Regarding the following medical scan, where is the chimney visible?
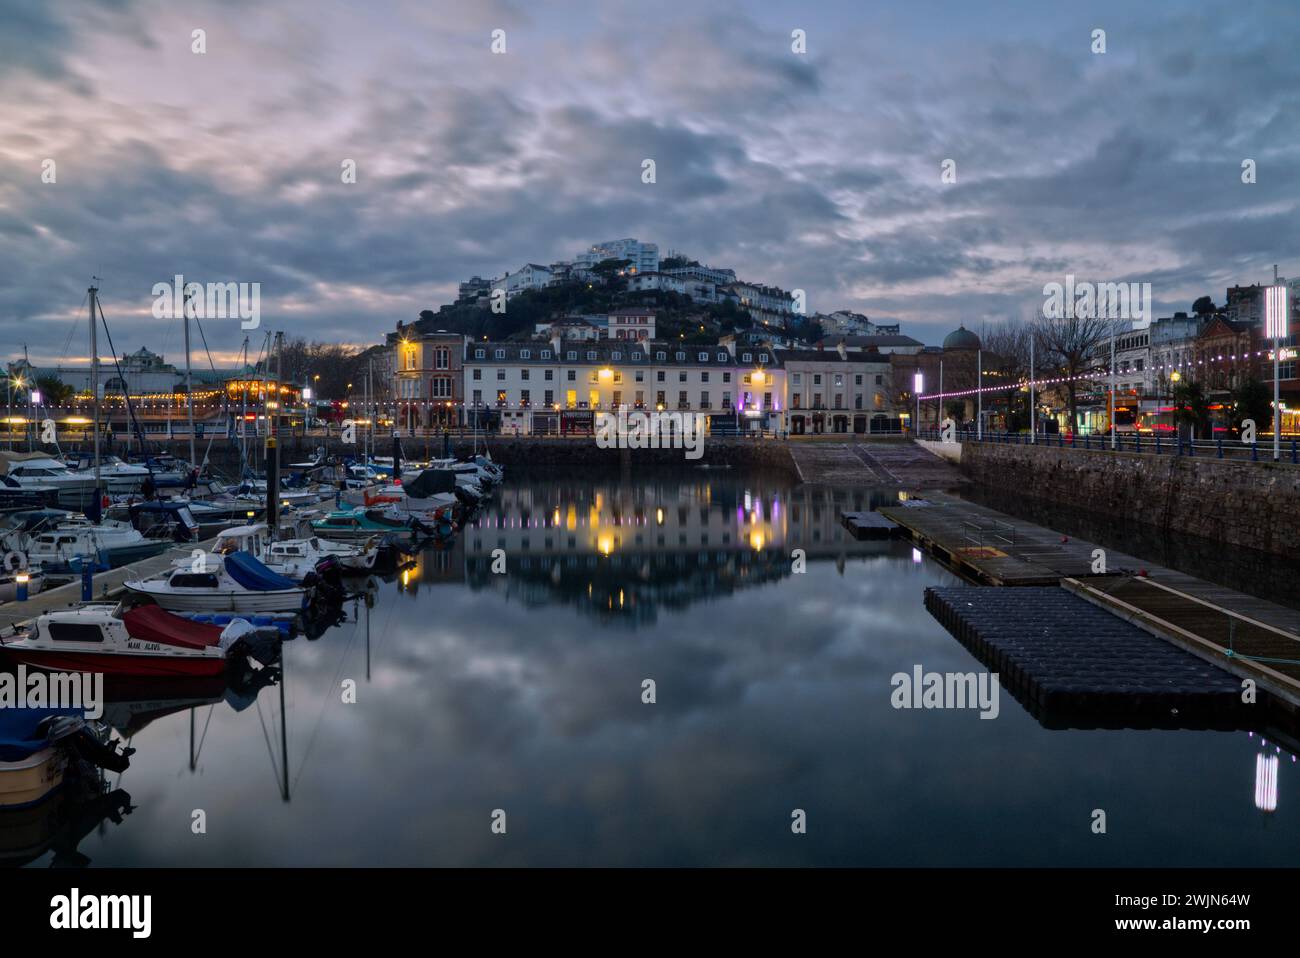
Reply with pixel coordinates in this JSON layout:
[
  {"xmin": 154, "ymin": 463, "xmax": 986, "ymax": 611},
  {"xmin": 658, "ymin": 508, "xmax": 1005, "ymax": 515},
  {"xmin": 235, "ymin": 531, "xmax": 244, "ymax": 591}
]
[
  {"xmin": 551, "ymin": 334, "xmax": 562, "ymax": 354},
  {"xmin": 836, "ymin": 341, "xmax": 847, "ymax": 361}
]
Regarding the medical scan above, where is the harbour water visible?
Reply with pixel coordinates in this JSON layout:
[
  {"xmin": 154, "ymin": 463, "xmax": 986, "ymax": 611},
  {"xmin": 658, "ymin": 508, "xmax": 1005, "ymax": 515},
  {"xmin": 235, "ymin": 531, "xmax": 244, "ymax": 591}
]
[{"xmin": 6, "ymin": 476, "xmax": 1297, "ymax": 867}]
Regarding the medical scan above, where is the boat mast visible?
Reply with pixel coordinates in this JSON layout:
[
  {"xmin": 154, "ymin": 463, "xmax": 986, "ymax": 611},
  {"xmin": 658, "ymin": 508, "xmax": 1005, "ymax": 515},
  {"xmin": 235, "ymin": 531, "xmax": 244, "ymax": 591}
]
[
  {"xmin": 240, "ymin": 336, "xmax": 249, "ymax": 473},
  {"xmin": 89, "ymin": 279, "xmax": 101, "ymax": 489},
  {"xmin": 183, "ymin": 289, "xmax": 196, "ymax": 468}
]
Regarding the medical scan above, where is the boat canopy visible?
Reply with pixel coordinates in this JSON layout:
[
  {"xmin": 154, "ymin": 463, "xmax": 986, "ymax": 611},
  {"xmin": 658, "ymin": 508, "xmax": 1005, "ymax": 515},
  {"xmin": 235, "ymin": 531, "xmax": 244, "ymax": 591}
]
[
  {"xmin": 223, "ymin": 551, "xmax": 299, "ymax": 592},
  {"xmin": 122, "ymin": 605, "xmax": 223, "ymax": 650},
  {"xmin": 0, "ymin": 707, "xmax": 82, "ymax": 763},
  {"xmin": 404, "ymin": 469, "xmax": 457, "ymax": 498},
  {"xmin": 127, "ymin": 501, "xmax": 200, "ymax": 540}
]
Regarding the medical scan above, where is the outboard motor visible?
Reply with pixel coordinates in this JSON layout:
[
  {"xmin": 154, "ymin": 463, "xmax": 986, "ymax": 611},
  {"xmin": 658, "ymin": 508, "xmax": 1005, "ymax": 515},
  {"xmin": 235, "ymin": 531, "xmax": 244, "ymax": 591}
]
[{"xmin": 303, "ymin": 555, "xmax": 347, "ymax": 603}]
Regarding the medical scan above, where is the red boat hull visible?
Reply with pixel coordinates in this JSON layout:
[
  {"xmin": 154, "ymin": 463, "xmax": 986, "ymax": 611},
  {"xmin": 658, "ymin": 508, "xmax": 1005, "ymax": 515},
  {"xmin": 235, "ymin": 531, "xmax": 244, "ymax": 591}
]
[{"xmin": 1, "ymin": 649, "xmax": 227, "ymax": 677}]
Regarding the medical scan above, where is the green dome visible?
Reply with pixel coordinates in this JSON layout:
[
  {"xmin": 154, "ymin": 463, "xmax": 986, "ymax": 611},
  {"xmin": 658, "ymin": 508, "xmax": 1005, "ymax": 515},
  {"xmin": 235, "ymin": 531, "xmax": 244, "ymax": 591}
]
[{"xmin": 943, "ymin": 325, "xmax": 981, "ymax": 350}]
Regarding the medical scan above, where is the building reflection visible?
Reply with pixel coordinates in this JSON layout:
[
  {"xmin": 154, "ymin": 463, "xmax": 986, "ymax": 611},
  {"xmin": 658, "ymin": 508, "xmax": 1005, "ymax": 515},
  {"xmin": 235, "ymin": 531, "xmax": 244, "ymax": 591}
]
[{"xmin": 383, "ymin": 480, "xmax": 903, "ymax": 623}]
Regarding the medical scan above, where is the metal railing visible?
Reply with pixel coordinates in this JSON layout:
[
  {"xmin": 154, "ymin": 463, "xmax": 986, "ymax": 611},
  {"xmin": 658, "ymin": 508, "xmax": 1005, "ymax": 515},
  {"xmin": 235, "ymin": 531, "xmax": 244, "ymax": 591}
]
[{"xmin": 915, "ymin": 426, "xmax": 1300, "ymax": 463}]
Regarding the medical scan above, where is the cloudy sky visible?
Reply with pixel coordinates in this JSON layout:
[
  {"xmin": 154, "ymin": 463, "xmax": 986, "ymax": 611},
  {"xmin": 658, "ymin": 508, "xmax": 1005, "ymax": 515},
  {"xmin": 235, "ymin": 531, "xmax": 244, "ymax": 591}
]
[{"xmin": 1, "ymin": 0, "xmax": 1297, "ymax": 365}]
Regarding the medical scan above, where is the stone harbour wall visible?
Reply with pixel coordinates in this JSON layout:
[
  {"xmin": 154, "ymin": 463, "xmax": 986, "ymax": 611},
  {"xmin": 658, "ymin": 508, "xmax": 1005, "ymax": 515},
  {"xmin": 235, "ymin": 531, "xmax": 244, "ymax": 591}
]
[{"xmin": 959, "ymin": 442, "xmax": 1300, "ymax": 556}]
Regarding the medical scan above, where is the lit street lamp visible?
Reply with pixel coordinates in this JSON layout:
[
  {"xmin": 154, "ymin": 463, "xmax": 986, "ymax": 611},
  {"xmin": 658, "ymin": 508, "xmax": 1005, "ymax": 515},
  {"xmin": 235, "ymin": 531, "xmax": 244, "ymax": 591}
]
[
  {"xmin": 913, "ymin": 372, "xmax": 923, "ymax": 435},
  {"xmin": 1266, "ymin": 284, "xmax": 1288, "ymax": 461}
]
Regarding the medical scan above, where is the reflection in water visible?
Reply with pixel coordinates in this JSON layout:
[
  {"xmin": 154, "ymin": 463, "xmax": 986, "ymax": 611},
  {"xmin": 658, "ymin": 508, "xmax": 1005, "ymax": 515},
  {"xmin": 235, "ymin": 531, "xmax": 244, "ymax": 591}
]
[{"xmin": 4, "ymin": 477, "xmax": 1297, "ymax": 866}]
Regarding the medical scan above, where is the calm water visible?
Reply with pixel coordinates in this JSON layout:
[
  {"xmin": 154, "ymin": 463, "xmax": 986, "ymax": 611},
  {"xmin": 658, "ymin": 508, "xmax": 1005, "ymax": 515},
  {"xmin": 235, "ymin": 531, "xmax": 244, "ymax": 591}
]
[{"xmin": 7, "ymin": 476, "xmax": 1297, "ymax": 867}]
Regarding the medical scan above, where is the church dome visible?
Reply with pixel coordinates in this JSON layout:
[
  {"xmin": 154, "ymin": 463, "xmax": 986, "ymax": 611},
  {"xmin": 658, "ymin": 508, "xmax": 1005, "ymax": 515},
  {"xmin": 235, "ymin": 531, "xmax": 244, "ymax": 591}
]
[{"xmin": 942, "ymin": 325, "xmax": 981, "ymax": 350}]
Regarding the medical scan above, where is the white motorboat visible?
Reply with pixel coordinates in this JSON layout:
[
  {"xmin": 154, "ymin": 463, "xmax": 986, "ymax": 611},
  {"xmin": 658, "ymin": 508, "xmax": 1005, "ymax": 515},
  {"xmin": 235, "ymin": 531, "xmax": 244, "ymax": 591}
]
[
  {"xmin": 124, "ymin": 550, "xmax": 309, "ymax": 612},
  {"xmin": 21, "ymin": 519, "xmax": 171, "ymax": 572},
  {"xmin": 0, "ymin": 452, "xmax": 99, "ymax": 508},
  {"xmin": 64, "ymin": 455, "xmax": 152, "ymax": 494},
  {"xmin": 205, "ymin": 523, "xmax": 379, "ymax": 579},
  {"xmin": 0, "ymin": 601, "xmax": 281, "ymax": 677}
]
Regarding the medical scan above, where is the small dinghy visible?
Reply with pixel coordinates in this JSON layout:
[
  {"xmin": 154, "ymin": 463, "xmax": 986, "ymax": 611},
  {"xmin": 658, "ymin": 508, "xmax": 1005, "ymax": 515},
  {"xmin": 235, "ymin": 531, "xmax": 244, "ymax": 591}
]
[
  {"xmin": 123, "ymin": 550, "xmax": 309, "ymax": 612},
  {"xmin": 0, "ymin": 602, "xmax": 282, "ymax": 677}
]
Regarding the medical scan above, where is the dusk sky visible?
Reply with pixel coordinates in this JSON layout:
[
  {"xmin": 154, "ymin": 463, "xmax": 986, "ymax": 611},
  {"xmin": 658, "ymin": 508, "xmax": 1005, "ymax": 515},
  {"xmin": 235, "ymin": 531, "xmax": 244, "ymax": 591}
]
[{"xmin": 2, "ymin": 0, "xmax": 1298, "ymax": 365}]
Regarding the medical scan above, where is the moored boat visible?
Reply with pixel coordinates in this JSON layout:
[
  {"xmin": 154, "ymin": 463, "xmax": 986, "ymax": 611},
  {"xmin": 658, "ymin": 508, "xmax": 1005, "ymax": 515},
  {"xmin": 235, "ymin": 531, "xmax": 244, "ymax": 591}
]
[
  {"xmin": 312, "ymin": 507, "xmax": 423, "ymax": 543},
  {"xmin": 123, "ymin": 550, "xmax": 309, "ymax": 612},
  {"xmin": 0, "ymin": 601, "xmax": 282, "ymax": 676}
]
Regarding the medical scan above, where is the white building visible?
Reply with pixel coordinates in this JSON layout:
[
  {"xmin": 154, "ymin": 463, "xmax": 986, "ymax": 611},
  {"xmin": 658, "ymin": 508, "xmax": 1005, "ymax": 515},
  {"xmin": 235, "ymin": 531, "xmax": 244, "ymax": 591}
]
[
  {"xmin": 777, "ymin": 345, "xmax": 895, "ymax": 435},
  {"xmin": 1112, "ymin": 325, "xmax": 1153, "ymax": 398},
  {"xmin": 492, "ymin": 263, "xmax": 555, "ymax": 299},
  {"xmin": 461, "ymin": 337, "xmax": 897, "ymax": 436},
  {"xmin": 663, "ymin": 264, "xmax": 737, "ymax": 286},
  {"xmin": 574, "ymin": 238, "xmax": 660, "ymax": 274},
  {"xmin": 463, "ymin": 339, "xmax": 784, "ymax": 435}
]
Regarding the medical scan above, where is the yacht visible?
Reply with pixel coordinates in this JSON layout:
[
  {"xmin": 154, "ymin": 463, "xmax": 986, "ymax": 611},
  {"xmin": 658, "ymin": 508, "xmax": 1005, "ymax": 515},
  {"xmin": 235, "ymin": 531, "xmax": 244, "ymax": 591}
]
[
  {"xmin": 0, "ymin": 474, "xmax": 59, "ymax": 510},
  {"xmin": 63, "ymin": 455, "xmax": 152, "ymax": 494},
  {"xmin": 0, "ymin": 453, "xmax": 99, "ymax": 509}
]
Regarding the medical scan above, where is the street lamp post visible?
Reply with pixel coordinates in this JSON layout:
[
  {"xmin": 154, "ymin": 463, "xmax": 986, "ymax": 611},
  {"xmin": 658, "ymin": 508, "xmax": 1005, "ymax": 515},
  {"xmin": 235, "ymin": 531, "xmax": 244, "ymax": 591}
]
[
  {"xmin": 1266, "ymin": 284, "xmax": 1288, "ymax": 461},
  {"xmin": 913, "ymin": 372, "xmax": 923, "ymax": 436},
  {"xmin": 29, "ymin": 389, "xmax": 39, "ymax": 452}
]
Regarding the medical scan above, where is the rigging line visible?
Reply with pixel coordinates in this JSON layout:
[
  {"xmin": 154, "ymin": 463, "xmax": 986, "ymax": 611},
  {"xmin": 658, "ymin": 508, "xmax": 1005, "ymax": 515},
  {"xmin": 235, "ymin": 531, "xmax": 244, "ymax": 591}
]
[
  {"xmin": 96, "ymin": 296, "xmax": 152, "ymax": 460},
  {"xmin": 291, "ymin": 614, "xmax": 364, "ymax": 793},
  {"xmin": 255, "ymin": 694, "xmax": 283, "ymax": 790},
  {"xmin": 192, "ymin": 703, "xmax": 216, "ymax": 765},
  {"xmin": 192, "ymin": 315, "xmax": 224, "ymax": 468},
  {"xmin": 59, "ymin": 290, "xmax": 88, "ymax": 361}
]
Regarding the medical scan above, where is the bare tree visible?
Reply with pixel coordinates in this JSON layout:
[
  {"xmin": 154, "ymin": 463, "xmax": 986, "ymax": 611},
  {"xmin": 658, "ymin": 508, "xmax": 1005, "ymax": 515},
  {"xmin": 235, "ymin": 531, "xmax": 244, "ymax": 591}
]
[
  {"xmin": 981, "ymin": 318, "xmax": 1034, "ymax": 429},
  {"xmin": 1031, "ymin": 312, "xmax": 1122, "ymax": 433}
]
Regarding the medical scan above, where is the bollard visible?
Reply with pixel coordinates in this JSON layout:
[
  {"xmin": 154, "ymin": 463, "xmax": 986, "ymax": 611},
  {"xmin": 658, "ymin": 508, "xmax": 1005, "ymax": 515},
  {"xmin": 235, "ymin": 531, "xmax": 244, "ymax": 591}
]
[
  {"xmin": 1252, "ymin": 442, "xmax": 1258, "ymax": 462},
  {"xmin": 1155, "ymin": 433, "xmax": 1161, "ymax": 455},
  {"xmin": 81, "ymin": 563, "xmax": 93, "ymax": 601},
  {"xmin": 1176, "ymin": 436, "xmax": 1182, "ymax": 456},
  {"xmin": 1293, "ymin": 438, "xmax": 1298, "ymax": 465},
  {"xmin": 16, "ymin": 571, "xmax": 29, "ymax": 602},
  {"xmin": 1217, "ymin": 438, "xmax": 1223, "ymax": 459},
  {"xmin": 1134, "ymin": 434, "xmax": 1140, "ymax": 453}
]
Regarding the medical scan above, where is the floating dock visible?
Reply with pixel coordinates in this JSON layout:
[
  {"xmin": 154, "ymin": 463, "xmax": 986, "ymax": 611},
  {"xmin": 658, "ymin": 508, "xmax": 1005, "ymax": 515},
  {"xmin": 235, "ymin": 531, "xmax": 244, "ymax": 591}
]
[
  {"xmin": 881, "ymin": 491, "xmax": 1154, "ymax": 586},
  {"xmin": 925, "ymin": 586, "xmax": 1248, "ymax": 727},
  {"xmin": 1066, "ymin": 576, "xmax": 1300, "ymax": 713},
  {"xmin": 839, "ymin": 510, "xmax": 900, "ymax": 540}
]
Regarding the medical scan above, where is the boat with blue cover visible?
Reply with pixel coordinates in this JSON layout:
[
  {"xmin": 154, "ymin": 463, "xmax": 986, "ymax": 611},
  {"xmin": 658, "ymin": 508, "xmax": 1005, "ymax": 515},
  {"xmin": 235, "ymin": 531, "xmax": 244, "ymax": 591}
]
[
  {"xmin": 122, "ymin": 550, "xmax": 309, "ymax": 612},
  {"xmin": 0, "ymin": 708, "xmax": 132, "ymax": 809}
]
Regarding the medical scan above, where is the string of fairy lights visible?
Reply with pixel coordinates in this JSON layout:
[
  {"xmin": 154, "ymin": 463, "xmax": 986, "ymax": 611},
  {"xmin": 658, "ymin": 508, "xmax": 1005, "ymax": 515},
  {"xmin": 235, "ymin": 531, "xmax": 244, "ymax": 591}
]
[{"xmin": 918, "ymin": 344, "xmax": 1296, "ymax": 401}]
